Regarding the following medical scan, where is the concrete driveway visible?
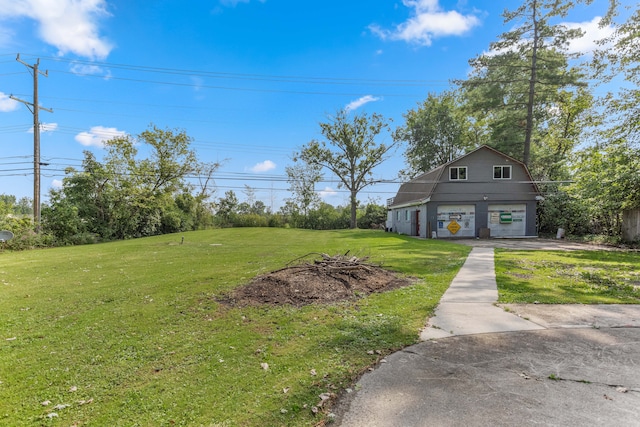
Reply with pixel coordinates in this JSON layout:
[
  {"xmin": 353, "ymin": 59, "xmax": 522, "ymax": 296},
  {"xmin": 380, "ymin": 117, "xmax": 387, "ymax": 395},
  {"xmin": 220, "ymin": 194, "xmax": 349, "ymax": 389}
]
[
  {"xmin": 333, "ymin": 239, "xmax": 640, "ymax": 426},
  {"xmin": 334, "ymin": 328, "xmax": 640, "ymax": 426},
  {"xmin": 453, "ymin": 237, "xmax": 618, "ymax": 251}
]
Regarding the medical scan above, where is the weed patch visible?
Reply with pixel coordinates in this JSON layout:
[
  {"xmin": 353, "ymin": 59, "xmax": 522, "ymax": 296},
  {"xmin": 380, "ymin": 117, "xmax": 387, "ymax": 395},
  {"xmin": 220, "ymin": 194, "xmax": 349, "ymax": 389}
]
[{"xmin": 495, "ymin": 249, "xmax": 640, "ymax": 304}]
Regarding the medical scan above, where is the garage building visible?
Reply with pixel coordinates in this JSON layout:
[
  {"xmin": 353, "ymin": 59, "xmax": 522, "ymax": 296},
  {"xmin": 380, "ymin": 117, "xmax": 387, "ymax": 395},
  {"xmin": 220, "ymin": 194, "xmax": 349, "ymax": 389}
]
[{"xmin": 387, "ymin": 145, "xmax": 541, "ymax": 239}]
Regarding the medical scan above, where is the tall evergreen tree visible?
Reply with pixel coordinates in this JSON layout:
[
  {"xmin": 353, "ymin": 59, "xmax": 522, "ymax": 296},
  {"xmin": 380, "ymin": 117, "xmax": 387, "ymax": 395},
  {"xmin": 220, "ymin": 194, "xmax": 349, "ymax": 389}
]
[{"xmin": 458, "ymin": 0, "xmax": 592, "ymax": 166}]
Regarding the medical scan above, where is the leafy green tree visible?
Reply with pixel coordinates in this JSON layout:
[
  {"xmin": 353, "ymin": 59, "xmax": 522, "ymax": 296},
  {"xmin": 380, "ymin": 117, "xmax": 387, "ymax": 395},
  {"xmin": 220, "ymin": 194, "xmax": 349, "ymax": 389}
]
[
  {"xmin": 458, "ymin": 0, "xmax": 592, "ymax": 166},
  {"xmin": 306, "ymin": 202, "xmax": 350, "ymax": 230},
  {"xmin": 395, "ymin": 91, "xmax": 475, "ymax": 178},
  {"xmin": 0, "ymin": 195, "xmax": 15, "ymax": 216},
  {"xmin": 529, "ymin": 88, "xmax": 596, "ymax": 182},
  {"xmin": 285, "ymin": 160, "xmax": 322, "ymax": 217},
  {"xmin": 536, "ymin": 187, "xmax": 590, "ymax": 236},
  {"xmin": 215, "ymin": 190, "xmax": 239, "ymax": 227},
  {"xmin": 43, "ymin": 126, "xmax": 203, "ymax": 241},
  {"xmin": 594, "ymin": 5, "xmax": 640, "ymax": 146},
  {"xmin": 297, "ymin": 109, "xmax": 395, "ymax": 229},
  {"xmin": 357, "ymin": 202, "xmax": 387, "ymax": 230},
  {"xmin": 14, "ymin": 197, "xmax": 33, "ymax": 215},
  {"xmin": 571, "ymin": 141, "xmax": 640, "ymax": 235}
]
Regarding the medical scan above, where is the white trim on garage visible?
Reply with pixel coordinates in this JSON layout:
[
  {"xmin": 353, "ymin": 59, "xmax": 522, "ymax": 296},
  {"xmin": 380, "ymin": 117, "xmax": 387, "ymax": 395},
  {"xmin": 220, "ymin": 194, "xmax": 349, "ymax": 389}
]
[
  {"xmin": 437, "ymin": 205, "xmax": 475, "ymax": 238},
  {"xmin": 488, "ymin": 204, "xmax": 526, "ymax": 237}
]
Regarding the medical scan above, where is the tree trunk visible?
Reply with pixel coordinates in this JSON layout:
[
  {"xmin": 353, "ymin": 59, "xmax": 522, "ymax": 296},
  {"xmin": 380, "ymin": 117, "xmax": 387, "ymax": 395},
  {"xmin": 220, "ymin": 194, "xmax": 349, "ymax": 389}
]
[
  {"xmin": 350, "ymin": 190, "xmax": 357, "ymax": 229},
  {"xmin": 523, "ymin": 0, "xmax": 539, "ymax": 166}
]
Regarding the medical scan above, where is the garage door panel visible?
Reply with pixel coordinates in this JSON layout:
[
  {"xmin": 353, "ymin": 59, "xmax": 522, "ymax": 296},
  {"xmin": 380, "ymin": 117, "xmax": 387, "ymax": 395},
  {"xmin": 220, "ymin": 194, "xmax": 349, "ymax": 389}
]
[
  {"xmin": 488, "ymin": 204, "xmax": 526, "ymax": 237},
  {"xmin": 437, "ymin": 205, "xmax": 475, "ymax": 238}
]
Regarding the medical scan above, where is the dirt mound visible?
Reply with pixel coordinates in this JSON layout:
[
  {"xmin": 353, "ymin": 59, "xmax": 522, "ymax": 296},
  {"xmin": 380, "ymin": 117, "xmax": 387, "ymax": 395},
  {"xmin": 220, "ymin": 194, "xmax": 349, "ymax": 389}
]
[{"xmin": 225, "ymin": 253, "xmax": 415, "ymax": 307}]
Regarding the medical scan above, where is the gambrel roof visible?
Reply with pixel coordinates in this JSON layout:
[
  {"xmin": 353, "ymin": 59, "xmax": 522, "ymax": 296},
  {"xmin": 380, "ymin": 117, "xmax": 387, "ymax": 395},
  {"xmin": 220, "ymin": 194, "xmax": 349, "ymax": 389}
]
[{"xmin": 389, "ymin": 145, "xmax": 540, "ymax": 209}]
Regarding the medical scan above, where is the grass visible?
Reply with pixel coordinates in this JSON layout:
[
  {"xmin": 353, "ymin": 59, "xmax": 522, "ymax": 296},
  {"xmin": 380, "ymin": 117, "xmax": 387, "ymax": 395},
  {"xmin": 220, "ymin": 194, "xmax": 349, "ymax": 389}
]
[
  {"xmin": 495, "ymin": 249, "xmax": 640, "ymax": 304},
  {"xmin": 0, "ymin": 228, "xmax": 470, "ymax": 426}
]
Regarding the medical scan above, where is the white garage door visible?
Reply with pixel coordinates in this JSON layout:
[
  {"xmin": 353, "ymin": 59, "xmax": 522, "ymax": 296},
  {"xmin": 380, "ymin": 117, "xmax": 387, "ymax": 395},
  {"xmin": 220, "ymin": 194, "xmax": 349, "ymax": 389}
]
[
  {"xmin": 488, "ymin": 204, "xmax": 526, "ymax": 237},
  {"xmin": 437, "ymin": 205, "xmax": 475, "ymax": 238}
]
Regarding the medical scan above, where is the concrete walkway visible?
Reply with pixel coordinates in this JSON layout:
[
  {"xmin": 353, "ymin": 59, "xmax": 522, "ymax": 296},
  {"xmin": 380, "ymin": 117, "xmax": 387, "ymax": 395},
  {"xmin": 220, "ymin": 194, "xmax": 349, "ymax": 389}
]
[
  {"xmin": 420, "ymin": 247, "xmax": 544, "ymax": 340},
  {"xmin": 333, "ymin": 245, "xmax": 640, "ymax": 426}
]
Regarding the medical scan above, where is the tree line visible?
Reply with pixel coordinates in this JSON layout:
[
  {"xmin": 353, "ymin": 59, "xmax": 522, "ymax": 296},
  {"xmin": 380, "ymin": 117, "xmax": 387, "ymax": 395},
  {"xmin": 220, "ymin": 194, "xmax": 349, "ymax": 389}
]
[{"xmin": 2, "ymin": 0, "xmax": 639, "ymax": 248}]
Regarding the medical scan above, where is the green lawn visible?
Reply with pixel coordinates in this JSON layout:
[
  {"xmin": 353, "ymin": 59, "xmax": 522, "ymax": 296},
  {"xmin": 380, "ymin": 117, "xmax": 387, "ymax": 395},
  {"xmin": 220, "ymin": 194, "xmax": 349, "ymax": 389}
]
[
  {"xmin": 495, "ymin": 249, "xmax": 640, "ymax": 304},
  {"xmin": 0, "ymin": 228, "xmax": 470, "ymax": 426}
]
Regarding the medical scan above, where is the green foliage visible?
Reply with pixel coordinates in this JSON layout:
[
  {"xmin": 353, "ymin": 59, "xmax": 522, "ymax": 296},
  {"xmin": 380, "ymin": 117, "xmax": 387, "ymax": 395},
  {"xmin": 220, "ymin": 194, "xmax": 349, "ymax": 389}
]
[
  {"xmin": 285, "ymin": 161, "xmax": 322, "ymax": 216},
  {"xmin": 41, "ymin": 126, "xmax": 216, "ymax": 243},
  {"xmin": 593, "ymin": 5, "xmax": 640, "ymax": 146},
  {"xmin": 214, "ymin": 190, "xmax": 239, "ymax": 227},
  {"xmin": 0, "ymin": 228, "xmax": 470, "ymax": 426},
  {"xmin": 0, "ymin": 215, "xmax": 52, "ymax": 250},
  {"xmin": 305, "ymin": 202, "xmax": 350, "ymax": 230},
  {"xmin": 571, "ymin": 141, "xmax": 640, "ymax": 235},
  {"xmin": 0, "ymin": 195, "xmax": 49, "ymax": 250},
  {"xmin": 536, "ymin": 184, "xmax": 590, "ymax": 235},
  {"xmin": 458, "ymin": 0, "xmax": 591, "ymax": 168},
  {"xmin": 358, "ymin": 203, "xmax": 387, "ymax": 230},
  {"xmin": 297, "ymin": 109, "xmax": 395, "ymax": 229},
  {"xmin": 395, "ymin": 90, "xmax": 476, "ymax": 178},
  {"xmin": 0, "ymin": 195, "xmax": 32, "ymax": 216}
]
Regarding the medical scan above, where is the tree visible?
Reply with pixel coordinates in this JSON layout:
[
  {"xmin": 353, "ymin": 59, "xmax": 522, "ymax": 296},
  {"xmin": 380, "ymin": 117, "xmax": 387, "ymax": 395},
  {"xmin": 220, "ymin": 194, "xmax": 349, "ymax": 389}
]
[
  {"xmin": 594, "ymin": 5, "xmax": 640, "ymax": 146},
  {"xmin": 571, "ymin": 141, "xmax": 640, "ymax": 236},
  {"xmin": 458, "ymin": 0, "xmax": 592, "ymax": 166},
  {"xmin": 394, "ymin": 90, "xmax": 475, "ymax": 178},
  {"xmin": 297, "ymin": 109, "xmax": 395, "ymax": 229},
  {"xmin": 529, "ymin": 87, "xmax": 596, "ymax": 182},
  {"xmin": 285, "ymin": 160, "xmax": 322, "ymax": 217},
  {"xmin": 42, "ymin": 125, "xmax": 203, "ymax": 241},
  {"xmin": 215, "ymin": 190, "xmax": 239, "ymax": 226}
]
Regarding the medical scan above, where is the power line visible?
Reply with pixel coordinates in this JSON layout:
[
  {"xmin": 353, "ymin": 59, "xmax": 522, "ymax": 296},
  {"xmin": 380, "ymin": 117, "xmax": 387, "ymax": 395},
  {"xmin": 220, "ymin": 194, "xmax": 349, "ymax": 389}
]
[
  {"xmin": 9, "ymin": 54, "xmax": 53, "ymax": 231},
  {"xmin": 20, "ymin": 54, "xmax": 446, "ymax": 86}
]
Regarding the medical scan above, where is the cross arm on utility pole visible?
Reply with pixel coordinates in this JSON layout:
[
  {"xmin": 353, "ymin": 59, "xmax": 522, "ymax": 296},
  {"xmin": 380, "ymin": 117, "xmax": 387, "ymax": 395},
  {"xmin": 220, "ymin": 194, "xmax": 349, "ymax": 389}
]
[
  {"xmin": 9, "ymin": 95, "xmax": 54, "ymax": 114},
  {"xmin": 13, "ymin": 54, "xmax": 53, "ymax": 233}
]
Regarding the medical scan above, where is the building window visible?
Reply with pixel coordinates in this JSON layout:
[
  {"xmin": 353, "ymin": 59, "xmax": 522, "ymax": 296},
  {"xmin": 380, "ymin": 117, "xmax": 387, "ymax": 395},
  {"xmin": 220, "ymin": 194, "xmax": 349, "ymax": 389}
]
[
  {"xmin": 449, "ymin": 166, "xmax": 467, "ymax": 181},
  {"xmin": 396, "ymin": 210, "xmax": 400, "ymax": 221},
  {"xmin": 405, "ymin": 210, "xmax": 410, "ymax": 221},
  {"xmin": 493, "ymin": 165, "xmax": 512, "ymax": 179}
]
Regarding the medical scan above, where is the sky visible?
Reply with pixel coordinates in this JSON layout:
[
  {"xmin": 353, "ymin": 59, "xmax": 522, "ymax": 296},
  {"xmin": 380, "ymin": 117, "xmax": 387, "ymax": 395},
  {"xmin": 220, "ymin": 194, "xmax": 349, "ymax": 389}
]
[{"xmin": 0, "ymin": 0, "xmax": 629, "ymax": 211}]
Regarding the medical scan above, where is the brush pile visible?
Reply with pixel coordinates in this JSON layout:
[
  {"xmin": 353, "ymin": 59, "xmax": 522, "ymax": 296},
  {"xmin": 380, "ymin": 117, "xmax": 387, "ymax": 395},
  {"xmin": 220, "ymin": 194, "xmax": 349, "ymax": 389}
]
[{"xmin": 225, "ymin": 252, "xmax": 415, "ymax": 307}]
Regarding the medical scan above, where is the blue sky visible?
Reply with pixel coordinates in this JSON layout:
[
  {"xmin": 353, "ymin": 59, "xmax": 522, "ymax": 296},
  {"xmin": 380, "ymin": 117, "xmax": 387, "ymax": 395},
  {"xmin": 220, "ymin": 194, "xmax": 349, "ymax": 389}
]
[{"xmin": 0, "ymin": 0, "xmax": 626, "ymax": 210}]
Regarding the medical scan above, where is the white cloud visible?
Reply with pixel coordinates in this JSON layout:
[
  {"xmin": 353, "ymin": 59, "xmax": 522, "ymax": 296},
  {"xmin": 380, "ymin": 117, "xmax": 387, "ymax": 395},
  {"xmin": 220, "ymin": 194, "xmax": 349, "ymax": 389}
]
[
  {"xmin": 563, "ymin": 17, "xmax": 615, "ymax": 56},
  {"xmin": 191, "ymin": 76, "xmax": 205, "ymax": 93},
  {"xmin": 0, "ymin": 0, "xmax": 113, "ymax": 59},
  {"xmin": 249, "ymin": 160, "xmax": 276, "ymax": 173},
  {"xmin": 219, "ymin": 0, "xmax": 266, "ymax": 7},
  {"xmin": 483, "ymin": 16, "xmax": 616, "ymax": 59},
  {"xmin": 345, "ymin": 95, "xmax": 381, "ymax": 112},
  {"xmin": 41, "ymin": 122, "xmax": 58, "ymax": 132},
  {"xmin": 0, "ymin": 27, "xmax": 13, "ymax": 46},
  {"xmin": 318, "ymin": 187, "xmax": 338, "ymax": 199},
  {"xmin": 0, "ymin": 92, "xmax": 19, "ymax": 112},
  {"xmin": 70, "ymin": 62, "xmax": 112, "ymax": 79},
  {"xmin": 75, "ymin": 126, "xmax": 126, "ymax": 148},
  {"xmin": 370, "ymin": 0, "xmax": 481, "ymax": 46},
  {"xmin": 27, "ymin": 122, "xmax": 58, "ymax": 133},
  {"xmin": 51, "ymin": 179, "xmax": 63, "ymax": 189}
]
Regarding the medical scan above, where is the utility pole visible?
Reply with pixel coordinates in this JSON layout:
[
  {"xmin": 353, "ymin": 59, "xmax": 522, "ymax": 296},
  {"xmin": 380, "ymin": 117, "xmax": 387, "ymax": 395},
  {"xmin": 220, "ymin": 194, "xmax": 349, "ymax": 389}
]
[{"xmin": 10, "ymin": 54, "xmax": 53, "ymax": 232}]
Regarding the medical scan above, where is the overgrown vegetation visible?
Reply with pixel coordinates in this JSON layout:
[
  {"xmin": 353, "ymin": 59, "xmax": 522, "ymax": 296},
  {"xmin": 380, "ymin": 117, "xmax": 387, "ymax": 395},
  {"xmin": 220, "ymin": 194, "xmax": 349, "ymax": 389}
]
[
  {"xmin": 0, "ymin": 228, "xmax": 470, "ymax": 426},
  {"xmin": 495, "ymin": 249, "xmax": 640, "ymax": 304}
]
